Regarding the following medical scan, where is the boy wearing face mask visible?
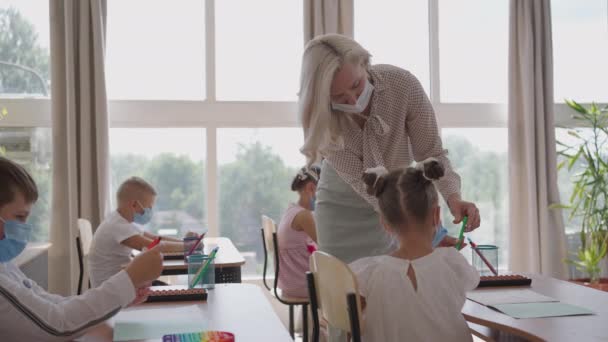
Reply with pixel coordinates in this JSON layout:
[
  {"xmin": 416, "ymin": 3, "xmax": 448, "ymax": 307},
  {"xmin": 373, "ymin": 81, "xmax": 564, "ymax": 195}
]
[
  {"xmin": 0, "ymin": 157, "xmax": 164, "ymax": 340},
  {"xmin": 88, "ymin": 177, "xmax": 183, "ymax": 288}
]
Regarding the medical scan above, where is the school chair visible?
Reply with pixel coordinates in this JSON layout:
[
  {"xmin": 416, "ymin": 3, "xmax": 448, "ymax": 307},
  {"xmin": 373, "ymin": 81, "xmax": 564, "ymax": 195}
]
[
  {"xmin": 76, "ymin": 218, "xmax": 93, "ymax": 295},
  {"xmin": 307, "ymin": 251, "xmax": 363, "ymax": 342},
  {"xmin": 260, "ymin": 215, "xmax": 309, "ymax": 341}
]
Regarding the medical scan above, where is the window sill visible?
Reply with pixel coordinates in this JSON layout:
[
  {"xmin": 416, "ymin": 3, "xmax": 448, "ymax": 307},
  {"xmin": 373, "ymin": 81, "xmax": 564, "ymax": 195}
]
[{"xmin": 14, "ymin": 242, "xmax": 52, "ymax": 267}]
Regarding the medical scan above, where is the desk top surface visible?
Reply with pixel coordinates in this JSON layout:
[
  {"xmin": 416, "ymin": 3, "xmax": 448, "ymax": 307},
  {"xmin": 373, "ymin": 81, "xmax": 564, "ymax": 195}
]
[
  {"xmin": 163, "ymin": 237, "xmax": 246, "ymax": 269},
  {"xmin": 82, "ymin": 284, "xmax": 291, "ymax": 342},
  {"xmin": 462, "ymin": 274, "xmax": 608, "ymax": 341}
]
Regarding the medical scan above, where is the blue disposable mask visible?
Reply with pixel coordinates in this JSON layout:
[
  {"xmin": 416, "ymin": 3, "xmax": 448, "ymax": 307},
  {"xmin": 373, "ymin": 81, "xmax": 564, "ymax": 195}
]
[
  {"xmin": 0, "ymin": 216, "xmax": 32, "ymax": 262},
  {"xmin": 432, "ymin": 224, "xmax": 448, "ymax": 248},
  {"xmin": 309, "ymin": 195, "xmax": 317, "ymax": 211},
  {"xmin": 134, "ymin": 201, "xmax": 154, "ymax": 225},
  {"xmin": 331, "ymin": 79, "xmax": 374, "ymax": 114}
]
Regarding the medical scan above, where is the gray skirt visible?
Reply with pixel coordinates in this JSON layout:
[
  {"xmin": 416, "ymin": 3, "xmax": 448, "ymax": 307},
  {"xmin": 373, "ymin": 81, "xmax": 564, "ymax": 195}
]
[{"xmin": 314, "ymin": 160, "xmax": 396, "ymax": 263}]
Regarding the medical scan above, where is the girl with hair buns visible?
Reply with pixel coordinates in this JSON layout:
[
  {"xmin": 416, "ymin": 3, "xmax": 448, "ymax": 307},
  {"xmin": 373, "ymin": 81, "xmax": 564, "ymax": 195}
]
[
  {"xmin": 349, "ymin": 159, "xmax": 480, "ymax": 342},
  {"xmin": 297, "ymin": 33, "xmax": 480, "ymax": 263},
  {"xmin": 276, "ymin": 166, "xmax": 320, "ymax": 298}
]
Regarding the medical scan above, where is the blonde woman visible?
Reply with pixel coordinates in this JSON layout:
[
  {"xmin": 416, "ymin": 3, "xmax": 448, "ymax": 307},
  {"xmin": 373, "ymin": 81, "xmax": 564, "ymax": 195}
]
[{"xmin": 298, "ymin": 34, "xmax": 481, "ymax": 263}]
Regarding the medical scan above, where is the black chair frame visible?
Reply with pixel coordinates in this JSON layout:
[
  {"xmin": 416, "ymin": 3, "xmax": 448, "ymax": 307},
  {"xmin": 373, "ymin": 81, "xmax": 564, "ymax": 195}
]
[
  {"xmin": 306, "ymin": 271, "xmax": 361, "ymax": 342},
  {"xmin": 261, "ymin": 228, "xmax": 309, "ymax": 341}
]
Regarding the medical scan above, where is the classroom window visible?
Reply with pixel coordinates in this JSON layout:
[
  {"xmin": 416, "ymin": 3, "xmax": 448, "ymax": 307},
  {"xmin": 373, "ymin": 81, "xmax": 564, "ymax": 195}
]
[
  {"xmin": 441, "ymin": 128, "xmax": 509, "ymax": 269},
  {"xmin": 552, "ymin": 0, "xmax": 608, "ymax": 103},
  {"xmin": 215, "ymin": 0, "xmax": 303, "ymax": 101},
  {"xmin": 217, "ymin": 128, "xmax": 305, "ymax": 277},
  {"xmin": 109, "ymin": 128, "xmax": 207, "ymax": 237},
  {"xmin": 438, "ymin": 0, "xmax": 508, "ymax": 103},
  {"xmin": 106, "ymin": 0, "xmax": 206, "ymax": 100},
  {"xmin": 0, "ymin": 127, "xmax": 52, "ymax": 242},
  {"xmin": 354, "ymin": 0, "xmax": 430, "ymax": 94},
  {"xmin": 0, "ymin": 1, "xmax": 50, "ymax": 97}
]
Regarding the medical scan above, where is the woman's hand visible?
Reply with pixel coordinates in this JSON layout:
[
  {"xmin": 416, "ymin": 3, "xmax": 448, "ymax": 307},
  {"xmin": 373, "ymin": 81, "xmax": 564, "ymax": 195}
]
[
  {"xmin": 447, "ymin": 195, "xmax": 480, "ymax": 232},
  {"xmin": 437, "ymin": 235, "xmax": 467, "ymax": 250}
]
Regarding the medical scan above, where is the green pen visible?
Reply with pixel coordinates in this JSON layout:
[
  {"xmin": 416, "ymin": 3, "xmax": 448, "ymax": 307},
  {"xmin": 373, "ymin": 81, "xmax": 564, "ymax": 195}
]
[{"xmin": 455, "ymin": 216, "xmax": 468, "ymax": 250}]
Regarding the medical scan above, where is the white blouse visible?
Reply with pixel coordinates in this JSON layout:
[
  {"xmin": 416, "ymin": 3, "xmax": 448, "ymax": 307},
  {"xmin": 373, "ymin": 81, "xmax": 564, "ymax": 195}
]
[
  {"xmin": 325, "ymin": 64, "xmax": 461, "ymax": 210},
  {"xmin": 350, "ymin": 248, "xmax": 480, "ymax": 342}
]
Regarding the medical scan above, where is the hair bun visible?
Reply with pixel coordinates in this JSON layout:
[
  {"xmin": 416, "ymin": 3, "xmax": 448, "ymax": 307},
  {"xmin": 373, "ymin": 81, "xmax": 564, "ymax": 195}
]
[
  {"xmin": 362, "ymin": 166, "xmax": 389, "ymax": 197},
  {"xmin": 415, "ymin": 158, "xmax": 445, "ymax": 182}
]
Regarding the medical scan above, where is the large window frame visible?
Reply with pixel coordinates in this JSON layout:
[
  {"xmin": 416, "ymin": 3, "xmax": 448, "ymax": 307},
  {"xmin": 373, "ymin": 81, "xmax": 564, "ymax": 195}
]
[{"xmin": 2, "ymin": 0, "xmax": 605, "ymax": 238}]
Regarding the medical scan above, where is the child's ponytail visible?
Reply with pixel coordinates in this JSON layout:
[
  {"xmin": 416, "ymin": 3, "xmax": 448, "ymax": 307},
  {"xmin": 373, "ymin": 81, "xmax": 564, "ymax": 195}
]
[{"xmin": 362, "ymin": 166, "xmax": 389, "ymax": 197}]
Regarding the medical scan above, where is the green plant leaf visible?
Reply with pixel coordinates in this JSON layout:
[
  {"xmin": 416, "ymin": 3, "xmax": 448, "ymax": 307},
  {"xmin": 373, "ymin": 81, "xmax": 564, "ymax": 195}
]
[{"xmin": 566, "ymin": 99, "xmax": 588, "ymax": 115}]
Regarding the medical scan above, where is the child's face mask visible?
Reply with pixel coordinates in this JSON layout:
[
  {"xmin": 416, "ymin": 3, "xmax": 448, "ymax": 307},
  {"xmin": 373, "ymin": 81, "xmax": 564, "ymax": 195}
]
[
  {"xmin": 431, "ymin": 224, "xmax": 448, "ymax": 248},
  {"xmin": 134, "ymin": 201, "xmax": 154, "ymax": 225},
  {"xmin": 0, "ymin": 216, "xmax": 32, "ymax": 262}
]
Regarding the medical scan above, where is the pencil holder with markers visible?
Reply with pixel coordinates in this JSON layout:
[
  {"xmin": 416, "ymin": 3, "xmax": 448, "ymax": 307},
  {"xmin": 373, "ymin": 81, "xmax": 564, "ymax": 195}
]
[
  {"xmin": 472, "ymin": 245, "xmax": 498, "ymax": 276},
  {"xmin": 187, "ymin": 254, "xmax": 215, "ymax": 289}
]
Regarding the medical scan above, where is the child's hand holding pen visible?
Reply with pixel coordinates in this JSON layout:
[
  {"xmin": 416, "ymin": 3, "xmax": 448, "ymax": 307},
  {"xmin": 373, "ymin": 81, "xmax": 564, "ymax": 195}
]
[{"xmin": 129, "ymin": 281, "xmax": 152, "ymax": 306}]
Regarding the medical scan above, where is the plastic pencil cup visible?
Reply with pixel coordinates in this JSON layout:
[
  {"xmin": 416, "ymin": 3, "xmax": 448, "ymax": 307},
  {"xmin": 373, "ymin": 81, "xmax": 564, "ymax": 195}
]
[
  {"xmin": 183, "ymin": 236, "xmax": 204, "ymax": 259},
  {"xmin": 472, "ymin": 244, "xmax": 498, "ymax": 276},
  {"xmin": 187, "ymin": 254, "xmax": 215, "ymax": 289}
]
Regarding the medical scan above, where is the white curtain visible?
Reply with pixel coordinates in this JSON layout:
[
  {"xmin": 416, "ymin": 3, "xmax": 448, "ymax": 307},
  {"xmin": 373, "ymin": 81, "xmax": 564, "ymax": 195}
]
[
  {"xmin": 49, "ymin": 0, "xmax": 111, "ymax": 295},
  {"xmin": 304, "ymin": 0, "xmax": 354, "ymax": 41},
  {"xmin": 508, "ymin": 0, "xmax": 567, "ymax": 278}
]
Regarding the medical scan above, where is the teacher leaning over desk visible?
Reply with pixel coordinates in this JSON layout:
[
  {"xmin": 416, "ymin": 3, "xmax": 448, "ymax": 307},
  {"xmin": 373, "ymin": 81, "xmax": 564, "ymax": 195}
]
[{"xmin": 297, "ymin": 34, "xmax": 481, "ymax": 263}]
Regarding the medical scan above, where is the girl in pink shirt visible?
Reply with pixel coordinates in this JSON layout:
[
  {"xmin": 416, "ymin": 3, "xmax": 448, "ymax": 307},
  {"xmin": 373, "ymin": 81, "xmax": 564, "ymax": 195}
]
[{"xmin": 277, "ymin": 166, "xmax": 320, "ymax": 298}]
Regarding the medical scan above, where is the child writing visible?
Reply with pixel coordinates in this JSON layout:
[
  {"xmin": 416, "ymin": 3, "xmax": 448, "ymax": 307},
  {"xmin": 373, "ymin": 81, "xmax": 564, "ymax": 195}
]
[
  {"xmin": 0, "ymin": 156, "xmax": 163, "ymax": 340},
  {"xmin": 89, "ymin": 176, "xmax": 185, "ymax": 287},
  {"xmin": 277, "ymin": 166, "xmax": 320, "ymax": 298},
  {"xmin": 350, "ymin": 159, "xmax": 480, "ymax": 342}
]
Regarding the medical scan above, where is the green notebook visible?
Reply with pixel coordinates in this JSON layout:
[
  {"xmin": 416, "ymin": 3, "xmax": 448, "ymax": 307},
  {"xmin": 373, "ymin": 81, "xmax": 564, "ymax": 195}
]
[{"xmin": 491, "ymin": 302, "xmax": 594, "ymax": 319}]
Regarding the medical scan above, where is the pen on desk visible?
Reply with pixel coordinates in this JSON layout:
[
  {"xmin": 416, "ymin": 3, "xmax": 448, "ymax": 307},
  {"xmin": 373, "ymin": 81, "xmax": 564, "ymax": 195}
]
[
  {"xmin": 147, "ymin": 236, "xmax": 162, "ymax": 249},
  {"xmin": 455, "ymin": 216, "xmax": 468, "ymax": 250},
  {"xmin": 467, "ymin": 237, "xmax": 498, "ymax": 276}
]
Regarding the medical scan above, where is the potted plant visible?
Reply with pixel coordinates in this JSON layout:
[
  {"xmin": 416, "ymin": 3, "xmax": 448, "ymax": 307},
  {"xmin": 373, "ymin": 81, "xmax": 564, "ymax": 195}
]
[{"xmin": 554, "ymin": 99, "xmax": 608, "ymax": 291}]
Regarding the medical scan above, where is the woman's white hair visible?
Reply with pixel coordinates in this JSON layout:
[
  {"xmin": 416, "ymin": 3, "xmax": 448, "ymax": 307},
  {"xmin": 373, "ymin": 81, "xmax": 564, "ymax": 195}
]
[{"xmin": 298, "ymin": 34, "xmax": 371, "ymax": 166}]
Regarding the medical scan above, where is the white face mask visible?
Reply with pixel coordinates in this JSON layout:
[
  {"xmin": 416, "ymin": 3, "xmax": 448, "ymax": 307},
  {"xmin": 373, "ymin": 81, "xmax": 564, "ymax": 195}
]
[{"xmin": 331, "ymin": 79, "xmax": 374, "ymax": 114}]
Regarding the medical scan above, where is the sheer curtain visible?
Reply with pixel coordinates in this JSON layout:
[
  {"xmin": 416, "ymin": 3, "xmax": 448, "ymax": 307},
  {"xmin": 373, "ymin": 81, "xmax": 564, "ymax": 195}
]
[
  {"xmin": 49, "ymin": 0, "xmax": 111, "ymax": 295},
  {"xmin": 304, "ymin": 0, "xmax": 354, "ymax": 41},
  {"xmin": 508, "ymin": 0, "xmax": 567, "ymax": 278}
]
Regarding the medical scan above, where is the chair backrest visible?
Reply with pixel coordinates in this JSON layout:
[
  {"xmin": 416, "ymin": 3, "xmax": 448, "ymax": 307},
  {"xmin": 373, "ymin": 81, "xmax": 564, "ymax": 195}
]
[
  {"xmin": 309, "ymin": 251, "xmax": 363, "ymax": 337},
  {"xmin": 76, "ymin": 218, "xmax": 93, "ymax": 294},
  {"xmin": 77, "ymin": 218, "xmax": 93, "ymax": 257},
  {"xmin": 261, "ymin": 215, "xmax": 276, "ymax": 254}
]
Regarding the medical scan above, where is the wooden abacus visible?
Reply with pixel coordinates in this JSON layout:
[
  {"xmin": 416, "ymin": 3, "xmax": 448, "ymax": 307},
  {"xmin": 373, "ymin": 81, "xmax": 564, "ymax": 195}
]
[
  {"xmin": 477, "ymin": 274, "xmax": 532, "ymax": 287},
  {"xmin": 145, "ymin": 285, "xmax": 208, "ymax": 302}
]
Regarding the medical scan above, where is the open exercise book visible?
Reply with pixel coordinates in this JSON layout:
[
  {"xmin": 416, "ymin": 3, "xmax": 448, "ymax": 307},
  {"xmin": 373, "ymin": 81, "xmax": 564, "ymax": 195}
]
[
  {"xmin": 113, "ymin": 305, "xmax": 207, "ymax": 341},
  {"xmin": 466, "ymin": 288, "xmax": 594, "ymax": 319}
]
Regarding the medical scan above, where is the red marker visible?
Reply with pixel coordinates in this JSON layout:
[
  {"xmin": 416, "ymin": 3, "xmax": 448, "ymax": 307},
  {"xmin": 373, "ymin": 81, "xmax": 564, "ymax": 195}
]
[
  {"xmin": 147, "ymin": 236, "xmax": 162, "ymax": 249},
  {"xmin": 467, "ymin": 237, "xmax": 498, "ymax": 276}
]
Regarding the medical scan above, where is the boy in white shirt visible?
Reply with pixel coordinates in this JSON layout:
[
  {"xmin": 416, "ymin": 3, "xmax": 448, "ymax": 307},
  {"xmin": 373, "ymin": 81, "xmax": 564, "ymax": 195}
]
[
  {"xmin": 350, "ymin": 159, "xmax": 480, "ymax": 342},
  {"xmin": 0, "ymin": 156, "xmax": 164, "ymax": 341},
  {"xmin": 89, "ymin": 177, "xmax": 184, "ymax": 287}
]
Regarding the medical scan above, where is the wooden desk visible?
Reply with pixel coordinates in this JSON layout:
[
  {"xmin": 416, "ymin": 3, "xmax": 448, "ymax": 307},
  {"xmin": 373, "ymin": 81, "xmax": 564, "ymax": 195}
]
[
  {"xmin": 462, "ymin": 274, "xmax": 608, "ymax": 341},
  {"xmin": 161, "ymin": 238, "xmax": 246, "ymax": 283},
  {"xmin": 82, "ymin": 284, "xmax": 292, "ymax": 342}
]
